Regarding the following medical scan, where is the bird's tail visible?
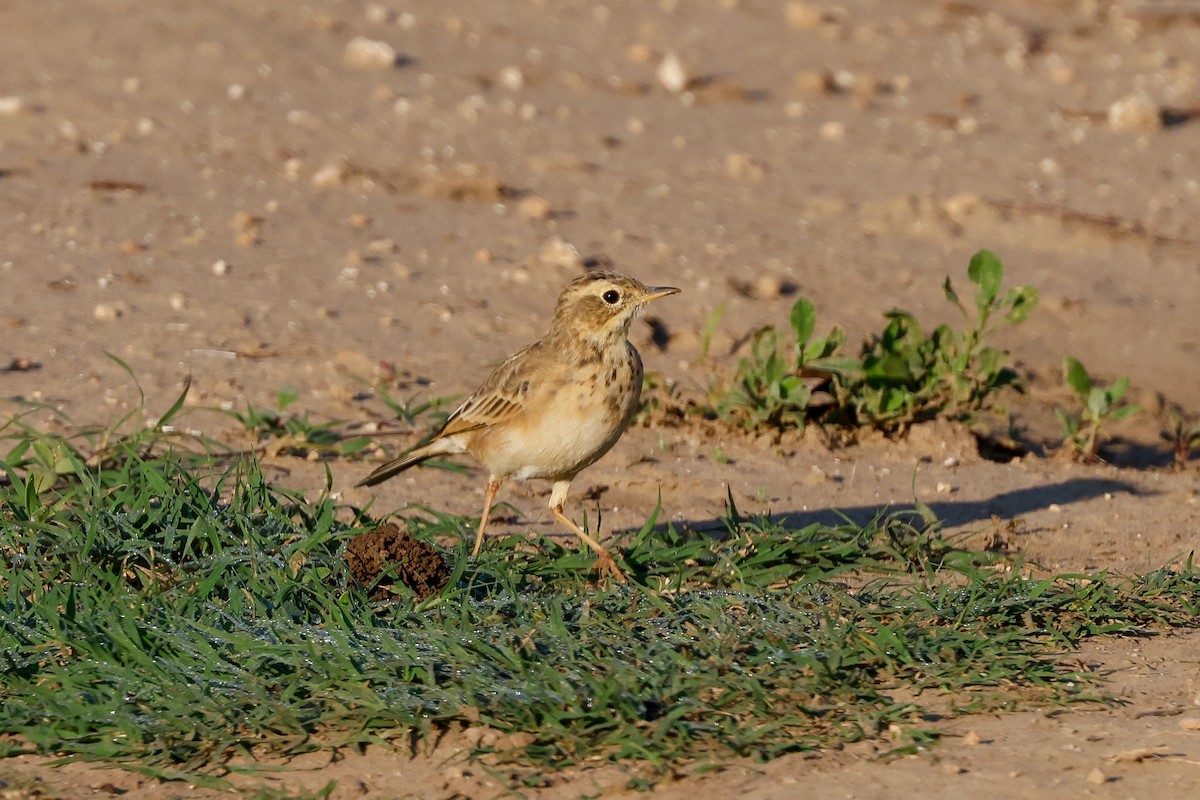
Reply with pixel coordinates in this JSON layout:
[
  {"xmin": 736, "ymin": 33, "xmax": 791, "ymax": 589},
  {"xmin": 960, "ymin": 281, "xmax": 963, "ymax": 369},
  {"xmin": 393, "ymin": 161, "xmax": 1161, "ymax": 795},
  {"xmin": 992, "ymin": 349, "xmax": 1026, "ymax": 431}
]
[{"xmin": 355, "ymin": 443, "xmax": 441, "ymax": 487}]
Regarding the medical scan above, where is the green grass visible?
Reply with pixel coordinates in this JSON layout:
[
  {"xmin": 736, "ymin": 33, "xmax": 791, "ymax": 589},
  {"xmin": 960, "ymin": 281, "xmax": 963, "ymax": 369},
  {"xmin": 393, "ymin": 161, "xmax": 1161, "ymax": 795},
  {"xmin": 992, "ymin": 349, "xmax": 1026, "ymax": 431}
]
[{"xmin": 2, "ymin": 422, "xmax": 1197, "ymax": 791}]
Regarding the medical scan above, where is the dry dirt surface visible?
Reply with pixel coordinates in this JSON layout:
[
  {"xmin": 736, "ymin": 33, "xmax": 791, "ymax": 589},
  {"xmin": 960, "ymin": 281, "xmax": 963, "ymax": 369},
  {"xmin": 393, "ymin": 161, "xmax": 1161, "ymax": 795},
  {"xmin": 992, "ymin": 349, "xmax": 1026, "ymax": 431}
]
[{"xmin": 2, "ymin": 0, "xmax": 1199, "ymax": 797}]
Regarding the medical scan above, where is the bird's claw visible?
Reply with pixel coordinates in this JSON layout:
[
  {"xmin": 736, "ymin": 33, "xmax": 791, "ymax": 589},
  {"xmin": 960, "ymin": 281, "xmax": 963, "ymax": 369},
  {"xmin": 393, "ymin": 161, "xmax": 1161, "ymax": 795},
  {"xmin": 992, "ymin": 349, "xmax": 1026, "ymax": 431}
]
[{"xmin": 592, "ymin": 551, "xmax": 627, "ymax": 585}]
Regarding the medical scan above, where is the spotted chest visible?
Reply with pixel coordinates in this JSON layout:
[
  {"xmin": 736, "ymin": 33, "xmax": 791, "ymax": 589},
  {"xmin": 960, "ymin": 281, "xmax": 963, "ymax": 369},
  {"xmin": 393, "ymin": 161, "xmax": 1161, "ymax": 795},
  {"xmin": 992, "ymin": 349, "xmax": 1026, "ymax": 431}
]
[{"xmin": 477, "ymin": 341, "xmax": 643, "ymax": 482}]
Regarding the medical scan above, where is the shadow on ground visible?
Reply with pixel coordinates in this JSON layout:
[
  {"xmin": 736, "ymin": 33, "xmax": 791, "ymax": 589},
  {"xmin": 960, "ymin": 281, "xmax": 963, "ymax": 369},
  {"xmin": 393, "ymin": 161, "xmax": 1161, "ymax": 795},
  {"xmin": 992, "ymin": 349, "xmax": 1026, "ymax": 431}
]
[{"xmin": 628, "ymin": 476, "xmax": 1146, "ymax": 537}]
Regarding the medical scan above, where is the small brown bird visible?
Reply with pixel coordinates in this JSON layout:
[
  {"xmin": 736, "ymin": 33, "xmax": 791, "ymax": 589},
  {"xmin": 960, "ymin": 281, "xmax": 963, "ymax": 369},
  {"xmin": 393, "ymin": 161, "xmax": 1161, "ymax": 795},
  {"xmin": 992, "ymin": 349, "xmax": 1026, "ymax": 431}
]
[{"xmin": 357, "ymin": 271, "xmax": 679, "ymax": 582}]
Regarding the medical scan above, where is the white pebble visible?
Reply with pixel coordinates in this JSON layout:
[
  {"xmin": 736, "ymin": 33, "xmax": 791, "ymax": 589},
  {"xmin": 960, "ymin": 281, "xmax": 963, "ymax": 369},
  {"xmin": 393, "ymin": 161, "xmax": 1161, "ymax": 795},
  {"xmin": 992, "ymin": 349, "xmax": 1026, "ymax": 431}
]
[
  {"xmin": 1108, "ymin": 92, "xmax": 1161, "ymax": 132},
  {"xmin": 539, "ymin": 237, "xmax": 582, "ymax": 269},
  {"xmin": 343, "ymin": 36, "xmax": 398, "ymax": 69},
  {"xmin": 311, "ymin": 162, "xmax": 347, "ymax": 188},
  {"xmin": 227, "ymin": 83, "xmax": 246, "ymax": 100},
  {"xmin": 497, "ymin": 65, "xmax": 524, "ymax": 91},
  {"xmin": 657, "ymin": 51, "xmax": 689, "ymax": 94},
  {"xmin": 169, "ymin": 293, "xmax": 186, "ymax": 311},
  {"xmin": 211, "ymin": 259, "xmax": 230, "ymax": 276},
  {"xmin": 0, "ymin": 96, "xmax": 24, "ymax": 116},
  {"xmin": 364, "ymin": 3, "xmax": 391, "ymax": 23},
  {"xmin": 93, "ymin": 303, "xmax": 121, "ymax": 321},
  {"xmin": 818, "ymin": 120, "xmax": 845, "ymax": 141}
]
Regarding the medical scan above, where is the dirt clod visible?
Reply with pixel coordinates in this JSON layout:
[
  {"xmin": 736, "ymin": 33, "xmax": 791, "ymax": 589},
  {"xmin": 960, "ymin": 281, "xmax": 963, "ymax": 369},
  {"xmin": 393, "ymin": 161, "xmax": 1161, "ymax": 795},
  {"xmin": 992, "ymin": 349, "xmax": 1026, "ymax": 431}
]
[{"xmin": 345, "ymin": 522, "xmax": 450, "ymax": 600}]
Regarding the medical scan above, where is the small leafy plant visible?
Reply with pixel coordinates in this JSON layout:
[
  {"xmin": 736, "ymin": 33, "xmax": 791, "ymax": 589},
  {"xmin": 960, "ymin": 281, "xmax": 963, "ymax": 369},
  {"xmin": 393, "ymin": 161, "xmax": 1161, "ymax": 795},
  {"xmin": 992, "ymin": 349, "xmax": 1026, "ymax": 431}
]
[
  {"xmin": 845, "ymin": 249, "xmax": 1038, "ymax": 429},
  {"xmin": 1161, "ymin": 405, "xmax": 1200, "ymax": 469},
  {"xmin": 1055, "ymin": 357, "xmax": 1140, "ymax": 463},
  {"xmin": 712, "ymin": 297, "xmax": 850, "ymax": 430},
  {"xmin": 708, "ymin": 250, "xmax": 1038, "ymax": 434}
]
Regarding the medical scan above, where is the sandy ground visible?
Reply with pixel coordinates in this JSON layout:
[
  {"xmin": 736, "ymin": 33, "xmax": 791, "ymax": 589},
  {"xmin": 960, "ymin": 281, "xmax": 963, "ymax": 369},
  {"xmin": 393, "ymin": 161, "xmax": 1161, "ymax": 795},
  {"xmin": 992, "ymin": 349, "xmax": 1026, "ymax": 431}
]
[{"xmin": 2, "ymin": 0, "xmax": 1199, "ymax": 797}]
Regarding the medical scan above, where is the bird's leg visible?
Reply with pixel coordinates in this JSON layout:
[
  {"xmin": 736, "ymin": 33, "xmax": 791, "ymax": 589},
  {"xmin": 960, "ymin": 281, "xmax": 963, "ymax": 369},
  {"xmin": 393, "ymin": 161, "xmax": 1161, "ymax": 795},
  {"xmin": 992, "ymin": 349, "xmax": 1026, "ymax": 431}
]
[
  {"xmin": 472, "ymin": 477, "xmax": 502, "ymax": 557},
  {"xmin": 548, "ymin": 480, "xmax": 626, "ymax": 584}
]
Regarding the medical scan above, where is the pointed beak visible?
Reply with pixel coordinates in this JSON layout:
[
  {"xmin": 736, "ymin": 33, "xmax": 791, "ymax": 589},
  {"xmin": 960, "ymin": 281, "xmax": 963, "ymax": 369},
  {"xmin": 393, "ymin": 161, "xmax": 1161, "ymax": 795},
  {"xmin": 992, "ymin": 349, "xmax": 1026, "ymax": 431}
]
[{"xmin": 640, "ymin": 285, "xmax": 680, "ymax": 305}]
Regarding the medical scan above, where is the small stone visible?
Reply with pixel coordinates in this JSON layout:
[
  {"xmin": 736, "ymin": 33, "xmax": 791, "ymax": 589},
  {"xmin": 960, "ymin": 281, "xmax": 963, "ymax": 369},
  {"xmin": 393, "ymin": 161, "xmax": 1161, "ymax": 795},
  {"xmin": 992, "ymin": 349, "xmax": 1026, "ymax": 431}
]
[
  {"xmin": 230, "ymin": 211, "xmax": 261, "ymax": 231},
  {"xmin": 754, "ymin": 274, "xmax": 784, "ymax": 299},
  {"xmin": 657, "ymin": 51, "xmax": 690, "ymax": 93},
  {"xmin": 1086, "ymin": 768, "xmax": 1108, "ymax": 785},
  {"xmin": 211, "ymin": 259, "xmax": 230, "ymax": 276},
  {"xmin": 794, "ymin": 70, "xmax": 832, "ymax": 95},
  {"xmin": 311, "ymin": 162, "xmax": 347, "ymax": 188},
  {"xmin": 344, "ymin": 36, "xmax": 399, "ymax": 69},
  {"xmin": 348, "ymin": 213, "xmax": 372, "ymax": 229},
  {"xmin": 1179, "ymin": 718, "xmax": 1200, "ymax": 730},
  {"xmin": 517, "ymin": 195, "xmax": 551, "ymax": 220},
  {"xmin": 119, "ymin": 239, "xmax": 143, "ymax": 255},
  {"xmin": 538, "ymin": 237, "xmax": 582, "ymax": 269},
  {"xmin": 785, "ymin": 2, "xmax": 826, "ymax": 29},
  {"xmin": 724, "ymin": 152, "xmax": 766, "ymax": 181},
  {"xmin": 497, "ymin": 65, "xmax": 524, "ymax": 91},
  {"xmin": 280, "ymin": 158, "xmax": 302, "ymax": 181},
  {"xmin": 941, "ymin": 763, "xmax": 965, "ymax": 775},
  {"xmin": 818, "ymin": 120, "xmax": 845, "ymax": 141},
  {"xmin": 226, "ymin": 83, "xmax": 246, "ymax": 100},
  {"xmin": 474, "ymin": 248, "xmax": 492, "ymax": 264},
  {"xmin": 943, "ymin": 192, "xmax": 982, "ymax": 222},
  {"xmin": 0, "ymin": 96, "xmax": 25, "ymax": 115},
  {"xmin": 169, "ymin": 293, "xmax": 186, "ymax": 311},
  {"xmin": 963, "ymin": 730, "xmax": 982, "ymax": 746},
  {"xmin": 1107, "ymin": 92, "xmax": 1162, "ymax": 132},
  {"xmin": 364, "ymin": 3, "xmax": 391, "ymax": 24},
  {"xmin": 93, "ymin": 303, "xmax": 121, "ymax": 321}
]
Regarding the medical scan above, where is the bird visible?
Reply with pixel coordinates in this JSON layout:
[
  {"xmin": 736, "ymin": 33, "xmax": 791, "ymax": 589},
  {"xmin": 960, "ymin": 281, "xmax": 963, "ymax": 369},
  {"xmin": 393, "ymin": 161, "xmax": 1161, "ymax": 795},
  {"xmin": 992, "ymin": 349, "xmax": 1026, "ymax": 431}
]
[{"xmin": 356, "ymin": 271, "xmax": 679, "ymax": 583}]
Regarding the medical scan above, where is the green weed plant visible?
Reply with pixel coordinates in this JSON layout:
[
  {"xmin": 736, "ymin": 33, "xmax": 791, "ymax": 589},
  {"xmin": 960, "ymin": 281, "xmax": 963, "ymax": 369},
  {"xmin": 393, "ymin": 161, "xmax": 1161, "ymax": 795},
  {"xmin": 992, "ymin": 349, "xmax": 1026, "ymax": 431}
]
[
  {"xmin": 1055, "ymin": 357, "xmax": 1140, "ymax": 463},
  {"xmin": 711, "ymin": 250, "xmax": 1038, "ymax": 434}
]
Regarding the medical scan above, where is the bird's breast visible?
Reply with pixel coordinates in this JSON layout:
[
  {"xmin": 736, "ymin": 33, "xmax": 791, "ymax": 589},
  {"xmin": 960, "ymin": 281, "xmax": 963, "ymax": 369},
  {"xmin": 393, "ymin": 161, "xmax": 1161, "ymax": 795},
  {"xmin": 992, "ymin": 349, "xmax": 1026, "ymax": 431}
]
[{"xmin": 472, "ymin": 346, "xmax": 643, "ymax": 481}]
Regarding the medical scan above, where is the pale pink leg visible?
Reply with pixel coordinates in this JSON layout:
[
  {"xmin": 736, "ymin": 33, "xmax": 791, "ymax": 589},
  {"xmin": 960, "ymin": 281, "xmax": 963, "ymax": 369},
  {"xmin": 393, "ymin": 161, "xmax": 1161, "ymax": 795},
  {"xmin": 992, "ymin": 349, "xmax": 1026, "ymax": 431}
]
[
  {"xmin": 549, "ymin": 480, "xmax": 626, "ymax": 584},
  {"xmin": 472, "ymin": 478, "xmax": 501, "ymax": 557}
]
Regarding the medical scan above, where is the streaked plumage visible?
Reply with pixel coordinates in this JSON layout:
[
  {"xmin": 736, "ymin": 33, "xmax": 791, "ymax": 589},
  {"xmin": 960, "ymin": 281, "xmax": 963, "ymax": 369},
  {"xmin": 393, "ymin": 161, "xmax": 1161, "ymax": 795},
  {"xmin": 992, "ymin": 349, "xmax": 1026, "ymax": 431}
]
[{"xmin": 357, "ymin": 271, "xmax": 679, "ymax": 582}]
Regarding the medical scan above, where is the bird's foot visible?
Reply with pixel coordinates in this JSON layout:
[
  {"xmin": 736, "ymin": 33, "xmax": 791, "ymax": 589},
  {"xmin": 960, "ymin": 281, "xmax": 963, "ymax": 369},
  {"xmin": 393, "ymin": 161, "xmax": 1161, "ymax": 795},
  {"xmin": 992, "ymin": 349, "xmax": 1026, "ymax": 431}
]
[{"xmin": 591, "ymin": 550, "xmax": 627, "ymax": 585}]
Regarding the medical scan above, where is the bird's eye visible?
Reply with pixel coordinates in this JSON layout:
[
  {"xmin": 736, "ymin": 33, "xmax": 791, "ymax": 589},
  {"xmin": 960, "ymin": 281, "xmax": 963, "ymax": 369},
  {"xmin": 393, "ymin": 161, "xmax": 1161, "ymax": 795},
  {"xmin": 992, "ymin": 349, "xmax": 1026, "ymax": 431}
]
[{"xmin": 602, "ymin": 289, "xmax": 620, "ymax": 304}]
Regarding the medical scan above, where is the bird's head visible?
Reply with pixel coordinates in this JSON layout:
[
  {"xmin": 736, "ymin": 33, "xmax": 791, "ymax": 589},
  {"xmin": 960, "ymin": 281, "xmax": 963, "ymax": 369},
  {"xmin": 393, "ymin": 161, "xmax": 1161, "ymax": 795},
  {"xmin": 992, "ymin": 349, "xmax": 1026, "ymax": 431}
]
[{"xmin": 550, "ymin": 271, "xmax": 679, "ymax": 346}]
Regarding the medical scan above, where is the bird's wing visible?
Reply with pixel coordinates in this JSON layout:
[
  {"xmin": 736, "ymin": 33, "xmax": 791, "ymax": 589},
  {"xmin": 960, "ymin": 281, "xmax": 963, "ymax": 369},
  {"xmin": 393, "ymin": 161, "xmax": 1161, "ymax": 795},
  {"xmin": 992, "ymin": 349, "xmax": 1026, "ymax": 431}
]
[{"xmin": 435, "ymin": 342, "xmax": 538, "ymax": 438}]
